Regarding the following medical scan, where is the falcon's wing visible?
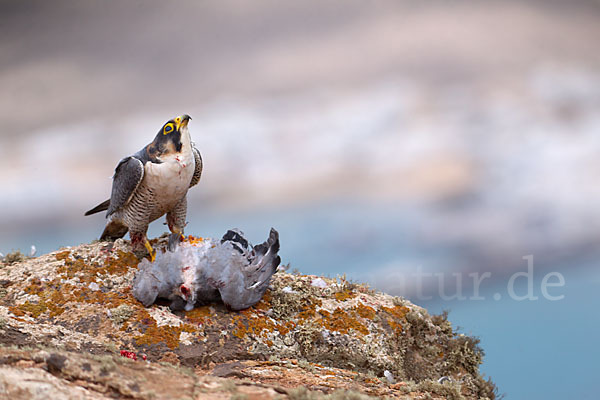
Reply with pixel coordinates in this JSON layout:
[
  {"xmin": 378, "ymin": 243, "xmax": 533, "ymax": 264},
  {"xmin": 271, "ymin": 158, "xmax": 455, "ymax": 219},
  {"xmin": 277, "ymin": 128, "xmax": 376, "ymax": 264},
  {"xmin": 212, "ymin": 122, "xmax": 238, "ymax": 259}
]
[
  {"xmin": 189, "ymin": 144, "xmax": 203, "ymax": 188},
  {"xmin": 107, "ymin": 156, "xmax": 145, "ymax": 216}
]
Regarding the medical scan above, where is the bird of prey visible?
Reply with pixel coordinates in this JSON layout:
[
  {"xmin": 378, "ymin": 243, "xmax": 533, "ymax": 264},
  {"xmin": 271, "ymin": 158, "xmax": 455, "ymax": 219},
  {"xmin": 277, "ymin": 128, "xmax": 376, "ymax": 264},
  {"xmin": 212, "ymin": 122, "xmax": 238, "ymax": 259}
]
[
  {"xmin": 85, "ymin": 114, "xmax": 202, "ymax": 260},
  {"xmin": 132, "ymin": 228, "xmax": 281, "ymax": 311}
]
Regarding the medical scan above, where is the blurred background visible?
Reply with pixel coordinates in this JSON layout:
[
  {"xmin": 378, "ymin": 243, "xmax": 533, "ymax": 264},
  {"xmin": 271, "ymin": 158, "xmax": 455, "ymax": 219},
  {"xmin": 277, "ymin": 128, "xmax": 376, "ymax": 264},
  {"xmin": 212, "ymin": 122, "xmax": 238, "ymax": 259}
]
[{"xmin": 1, "ymin": 0, "xmax": 599, "ymax": 398}]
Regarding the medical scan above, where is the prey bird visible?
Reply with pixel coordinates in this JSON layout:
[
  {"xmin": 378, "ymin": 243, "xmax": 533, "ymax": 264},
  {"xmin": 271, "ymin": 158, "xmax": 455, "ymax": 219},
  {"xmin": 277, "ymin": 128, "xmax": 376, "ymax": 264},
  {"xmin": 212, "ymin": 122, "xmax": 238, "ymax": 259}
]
[
  {"xmin": 132, "ymin": 228, "xmax": 281, "ymax": 311},
  {"xmin": 85, "ymin": 114, "xmax": 202, "ymax": 260}
]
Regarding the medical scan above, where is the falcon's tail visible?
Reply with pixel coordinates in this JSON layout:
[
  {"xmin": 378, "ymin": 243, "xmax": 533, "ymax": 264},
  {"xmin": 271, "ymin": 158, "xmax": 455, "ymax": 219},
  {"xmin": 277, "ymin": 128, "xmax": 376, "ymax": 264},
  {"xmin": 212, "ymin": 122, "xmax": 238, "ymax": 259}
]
[{"xmin": 85, "ymin": 199, "xmax": 110, "ymax": 216}]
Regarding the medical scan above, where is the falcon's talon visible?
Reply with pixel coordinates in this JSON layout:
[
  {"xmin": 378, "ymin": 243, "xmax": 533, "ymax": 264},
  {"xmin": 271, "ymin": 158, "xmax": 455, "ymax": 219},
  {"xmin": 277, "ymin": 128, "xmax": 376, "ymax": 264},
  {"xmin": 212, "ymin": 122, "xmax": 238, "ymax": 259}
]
[{"xmin": 144, "ymin": 240, "xmax": 156, "ymax": 262}]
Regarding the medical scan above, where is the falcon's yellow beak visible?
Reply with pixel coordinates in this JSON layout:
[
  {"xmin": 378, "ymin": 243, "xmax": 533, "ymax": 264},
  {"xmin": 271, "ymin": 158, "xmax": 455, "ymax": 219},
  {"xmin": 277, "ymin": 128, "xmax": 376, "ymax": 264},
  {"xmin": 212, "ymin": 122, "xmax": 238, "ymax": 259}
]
[{"xmin": 174, "ymin": 114, "xmax": 191, "ymax": 131}]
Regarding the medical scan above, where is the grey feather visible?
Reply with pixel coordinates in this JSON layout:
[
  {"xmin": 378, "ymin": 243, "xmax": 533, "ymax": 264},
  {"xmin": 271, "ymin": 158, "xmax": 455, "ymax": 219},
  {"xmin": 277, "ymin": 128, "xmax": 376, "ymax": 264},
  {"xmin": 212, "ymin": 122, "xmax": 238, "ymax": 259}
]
[
  {"xmin": 106, "ymin": 157, "xmax": 145, "ymax": 216},
  {"xmin": 132, "ymin": 256, "xmax": 184, "ymax": 307},
  {"xmin": 189, "ymin": 145, "xmax": 202, "ymax": 188},
  {"xmin": 132, "ymin": 228, "xmax": 281, "ymax": 311}
]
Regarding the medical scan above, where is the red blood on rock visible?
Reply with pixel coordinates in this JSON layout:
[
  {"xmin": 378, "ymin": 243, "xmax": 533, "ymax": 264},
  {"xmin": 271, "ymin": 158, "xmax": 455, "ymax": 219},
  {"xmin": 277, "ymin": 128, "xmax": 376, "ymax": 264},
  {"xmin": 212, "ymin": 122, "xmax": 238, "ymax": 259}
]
[{"xmin": 120, "ymin": 350, "xmax": 137, "ymax": 361}]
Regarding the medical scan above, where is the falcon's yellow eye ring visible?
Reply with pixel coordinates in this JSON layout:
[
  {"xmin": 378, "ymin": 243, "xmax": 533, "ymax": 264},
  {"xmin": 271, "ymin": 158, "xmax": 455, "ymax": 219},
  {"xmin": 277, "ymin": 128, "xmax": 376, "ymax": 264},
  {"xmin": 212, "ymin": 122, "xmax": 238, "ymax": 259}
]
[{"xmin": 163, "ymin": 123, "xmax": 174, "ymax": 135}]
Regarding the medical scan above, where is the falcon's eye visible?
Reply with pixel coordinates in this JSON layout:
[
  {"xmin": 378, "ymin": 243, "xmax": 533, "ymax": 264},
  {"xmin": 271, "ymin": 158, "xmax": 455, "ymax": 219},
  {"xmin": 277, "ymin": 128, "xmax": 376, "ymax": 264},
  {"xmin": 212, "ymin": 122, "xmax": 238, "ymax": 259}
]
[{"xmin": 163, "ymin": 123, "xmax": 174, "ymax": 135}]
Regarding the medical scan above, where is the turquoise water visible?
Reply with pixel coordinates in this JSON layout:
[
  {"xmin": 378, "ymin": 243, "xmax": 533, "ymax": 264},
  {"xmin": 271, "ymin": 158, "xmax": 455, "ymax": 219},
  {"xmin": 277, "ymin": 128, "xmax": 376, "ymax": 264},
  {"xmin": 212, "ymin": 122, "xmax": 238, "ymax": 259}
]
[{"xmin": 421, "ymin": 264, "xmax": 599, "ymax": 399}]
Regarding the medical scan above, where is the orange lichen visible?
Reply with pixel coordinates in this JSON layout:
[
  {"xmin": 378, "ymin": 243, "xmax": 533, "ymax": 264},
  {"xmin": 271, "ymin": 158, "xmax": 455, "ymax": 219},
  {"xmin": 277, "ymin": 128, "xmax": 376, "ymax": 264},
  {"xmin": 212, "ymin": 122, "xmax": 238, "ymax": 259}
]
[
  {"xmin": 97, "ymin": 250, "xmax": 139, "ymax": 275},
  {"xmin": 297, "ymin": 299, "xmax": 321, "ymax": 322},
  {"xmin": 381, "ymin": 305, "xmax": 408, "ymax": 336},
  {"xmin": 353, "ymin": 303, "xmax": 377, "ymax": 320},
  {"xmin": 10, "ymin": 275, "xmax": 141, "ymax": 320},
  {"xmin": 230, "ymin": 306, "xmax": 298, "ymax": 341},
  {"xmin": 133, "ymin": 305, "xmax": 197, "ymax": 350},
  {"xmin": 57, "ymin": 257, "xmax": 90, "ymax": 279},
  {"xmin": 234, "ymin": 310, "xmax": 277, "ymax": 339},
  {"xmin": 23, "ymin": 278, "xmax": 44, "ymax": 295},
  {"xmin": 231, "ymin": 315, "xmax": 248, "ymax": 339},
  {"xmin": 319, "ymin": 307, "xmax": 369, "ymax": 336},
  {"xmin": 135, "ymin": 324, "xmax": 183, "ymax": 349},
  {"xmin": 387, "ymin": 318, "xmax": 403, "ymax": 336},
  {"xmin": 185, "ymin": 235, "xmax": 205, "ymax": 245},
  {"xmin": 253, "ymin": 291, "xmax": 272, "ymax": 311},
  {"xmin": 184, "ymin": 306, "xmax": 212, "ymax": 325},
  {"xmin": 276, "ymin": 321, "xmax": 295, "ymax": 336},
  {"xmin": 382, "ymin": 305, "xmax": 409, "ymax": 320},
  {"xmin": 54, "ymin": 250, "xmax": 71, "ymax": 261},
  {"xmin": 9, "ymin": 301, "xmax": 42, "ymax": 318},
  {"xmin": 334, "ymin": 290, "xmax": 356, "ymax": 302}
]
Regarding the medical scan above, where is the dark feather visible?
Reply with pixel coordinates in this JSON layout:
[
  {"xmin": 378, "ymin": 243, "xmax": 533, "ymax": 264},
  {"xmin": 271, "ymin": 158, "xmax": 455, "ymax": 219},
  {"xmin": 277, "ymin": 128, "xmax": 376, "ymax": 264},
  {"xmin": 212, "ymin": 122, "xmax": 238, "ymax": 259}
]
[
  {"xmin": 84, "ymin": 199, "xmax": 110, "ymax": 216},
  {"xmin": 106, "ymin": 156, "xmax": 145, "ymax": 216},
  {"xmin": 189, "ymin": 145, "xmax": 203, "ymax": 188}
]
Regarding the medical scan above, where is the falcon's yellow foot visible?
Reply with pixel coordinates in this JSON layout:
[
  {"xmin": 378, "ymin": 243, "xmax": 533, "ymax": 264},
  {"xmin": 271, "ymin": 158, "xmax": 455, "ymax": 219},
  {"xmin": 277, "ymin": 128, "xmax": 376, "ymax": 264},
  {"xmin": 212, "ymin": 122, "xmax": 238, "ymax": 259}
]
[{"xmin": 144, "ymin": 240, "xmax": 156, "ymax": 262}]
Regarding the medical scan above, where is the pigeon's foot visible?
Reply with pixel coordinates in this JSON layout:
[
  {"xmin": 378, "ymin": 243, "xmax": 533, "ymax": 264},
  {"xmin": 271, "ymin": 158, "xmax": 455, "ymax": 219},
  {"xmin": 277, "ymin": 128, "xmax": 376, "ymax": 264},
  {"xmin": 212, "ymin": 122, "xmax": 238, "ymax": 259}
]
[{"xmin": 168, "ymin": 232, "xmax": 185, "ymax": 252}]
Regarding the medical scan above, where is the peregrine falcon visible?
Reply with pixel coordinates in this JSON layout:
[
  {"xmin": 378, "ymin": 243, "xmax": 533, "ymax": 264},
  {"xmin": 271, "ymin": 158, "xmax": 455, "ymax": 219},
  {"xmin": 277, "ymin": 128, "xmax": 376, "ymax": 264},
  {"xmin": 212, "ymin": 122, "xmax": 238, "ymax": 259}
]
[{"xmin": 85, "ymin": 114, "xmax": 202, "ymax": 260}]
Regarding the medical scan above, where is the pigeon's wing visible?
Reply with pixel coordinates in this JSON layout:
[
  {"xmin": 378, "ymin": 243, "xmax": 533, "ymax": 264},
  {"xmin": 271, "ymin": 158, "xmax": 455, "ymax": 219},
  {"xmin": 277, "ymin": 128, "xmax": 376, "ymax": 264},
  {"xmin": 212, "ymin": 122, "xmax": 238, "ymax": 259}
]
[
  {"xmin": 107, "ymin": 156, "xmax": 145, "ymax": 216},
  {"xmin": 189, "ymin": 144, "xmax": 203, "ymax": 188},
  {"xmin": 132, "ymin": 261, "xmax": 160, "ymax": 307},
  {"xmin": 218, "ymin": 228, "xmax": 281, "ymax": 310}
]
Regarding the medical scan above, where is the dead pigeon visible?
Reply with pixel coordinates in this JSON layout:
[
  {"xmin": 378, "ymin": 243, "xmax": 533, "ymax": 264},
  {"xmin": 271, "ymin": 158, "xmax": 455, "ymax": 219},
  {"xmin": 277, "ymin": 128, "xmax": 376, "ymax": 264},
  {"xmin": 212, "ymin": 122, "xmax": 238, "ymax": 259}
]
[{"xmin": 132, "ymin": 228, "xmax": 281, "ymax": 311}]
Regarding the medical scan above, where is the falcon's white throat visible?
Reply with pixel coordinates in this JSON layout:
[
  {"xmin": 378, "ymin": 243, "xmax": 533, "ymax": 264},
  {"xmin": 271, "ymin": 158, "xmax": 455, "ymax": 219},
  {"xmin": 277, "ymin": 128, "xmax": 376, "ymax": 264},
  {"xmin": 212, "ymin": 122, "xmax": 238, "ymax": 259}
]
[{"xmin": 144, "ymin": 124, "xmax": 195, "ymax": 213}]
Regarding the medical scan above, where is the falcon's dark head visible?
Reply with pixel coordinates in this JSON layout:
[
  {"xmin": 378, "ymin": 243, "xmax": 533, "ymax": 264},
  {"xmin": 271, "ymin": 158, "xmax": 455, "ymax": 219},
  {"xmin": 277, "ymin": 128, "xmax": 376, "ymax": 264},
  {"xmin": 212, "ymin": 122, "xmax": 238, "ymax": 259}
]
[{"xmin": 147, "ymin": 114, "xmax": 192, "ymax": 160}]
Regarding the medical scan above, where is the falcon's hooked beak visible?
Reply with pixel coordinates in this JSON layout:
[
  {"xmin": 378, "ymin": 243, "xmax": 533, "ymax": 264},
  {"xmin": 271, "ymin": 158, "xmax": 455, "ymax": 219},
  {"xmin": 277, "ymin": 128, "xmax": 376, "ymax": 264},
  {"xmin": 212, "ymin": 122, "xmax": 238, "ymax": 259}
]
[{"xmin": 175, "ymin": 114, "xmax": 191, "ymax": 131}]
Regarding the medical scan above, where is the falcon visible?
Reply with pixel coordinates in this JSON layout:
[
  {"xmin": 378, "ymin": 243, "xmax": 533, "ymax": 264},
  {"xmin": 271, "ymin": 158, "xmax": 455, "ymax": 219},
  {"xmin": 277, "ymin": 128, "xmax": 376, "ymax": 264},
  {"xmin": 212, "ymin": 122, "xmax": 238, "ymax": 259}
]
[{"xmin": 85, "ymin": 114, "xmax": 202, "ymax": 260}]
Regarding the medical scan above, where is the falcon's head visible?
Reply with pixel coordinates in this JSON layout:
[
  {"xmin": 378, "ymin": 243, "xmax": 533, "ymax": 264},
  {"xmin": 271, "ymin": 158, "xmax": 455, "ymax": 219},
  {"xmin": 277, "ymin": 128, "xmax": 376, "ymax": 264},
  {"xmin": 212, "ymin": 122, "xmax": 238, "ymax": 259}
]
[{"xmin": 147, "ymin": 114, "xmax": 192, "ymax": 160}]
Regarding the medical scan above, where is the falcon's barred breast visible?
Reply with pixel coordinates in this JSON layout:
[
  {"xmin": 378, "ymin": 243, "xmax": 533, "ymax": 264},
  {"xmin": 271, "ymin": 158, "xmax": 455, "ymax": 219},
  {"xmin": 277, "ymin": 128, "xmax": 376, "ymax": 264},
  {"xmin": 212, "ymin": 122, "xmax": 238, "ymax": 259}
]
[{"xmin": 85, "ymin": 114, "xmax": 202, "ymax": 259}]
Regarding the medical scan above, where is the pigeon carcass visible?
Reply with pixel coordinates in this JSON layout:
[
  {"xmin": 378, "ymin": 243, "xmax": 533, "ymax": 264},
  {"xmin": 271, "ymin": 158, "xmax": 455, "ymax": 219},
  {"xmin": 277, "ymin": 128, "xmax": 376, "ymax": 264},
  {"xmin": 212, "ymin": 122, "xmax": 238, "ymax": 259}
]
[{"xmin": 132, "ymin": 228, "xmax": 281, "ymax": 311}]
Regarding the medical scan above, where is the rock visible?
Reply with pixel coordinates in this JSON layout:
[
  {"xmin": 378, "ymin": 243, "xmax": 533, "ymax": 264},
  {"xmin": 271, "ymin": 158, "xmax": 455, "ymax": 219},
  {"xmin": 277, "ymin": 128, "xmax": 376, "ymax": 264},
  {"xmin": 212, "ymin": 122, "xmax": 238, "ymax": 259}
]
[{"xmin": 0, "ymin": 238, "xmax": 497, "ymax": 399}]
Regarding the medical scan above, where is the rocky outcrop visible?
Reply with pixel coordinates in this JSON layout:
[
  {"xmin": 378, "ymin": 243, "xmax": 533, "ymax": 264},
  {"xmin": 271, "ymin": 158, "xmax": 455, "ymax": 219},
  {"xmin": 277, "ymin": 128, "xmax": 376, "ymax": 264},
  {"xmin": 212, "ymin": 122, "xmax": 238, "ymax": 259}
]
[{"xmin": 0, "ymin": 237, "xmax": 496, "ymax": 399}]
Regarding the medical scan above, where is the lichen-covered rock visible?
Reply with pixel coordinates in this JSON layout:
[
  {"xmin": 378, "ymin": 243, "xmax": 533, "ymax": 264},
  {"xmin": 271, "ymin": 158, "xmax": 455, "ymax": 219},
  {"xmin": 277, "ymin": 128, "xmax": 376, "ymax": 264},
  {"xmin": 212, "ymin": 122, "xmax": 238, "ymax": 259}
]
[{"xmin": 0, "ymin": 238, "xmax": 497, "ymax": 399}]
